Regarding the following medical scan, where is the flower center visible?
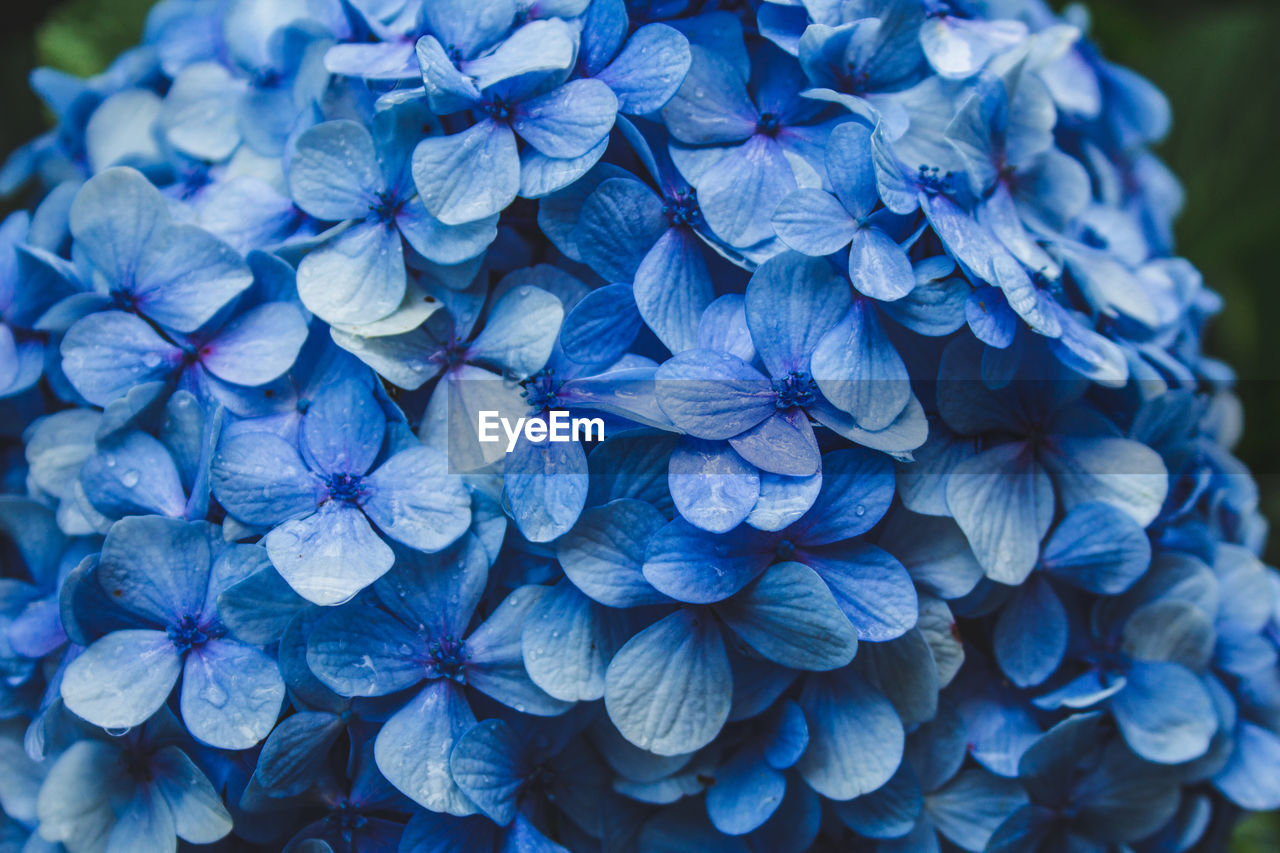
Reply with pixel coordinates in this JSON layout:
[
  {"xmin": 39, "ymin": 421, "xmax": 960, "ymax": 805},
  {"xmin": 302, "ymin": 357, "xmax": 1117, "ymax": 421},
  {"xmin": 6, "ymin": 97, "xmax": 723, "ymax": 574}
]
[
  {"xmin": 428, "ymin": 636, "xmax": 468, "ymax": 681},
  {"xmin": 481, "ymin": 96, "xmax": 513, "ymax": 121},
  {"xmin": 326, "ymin": 473, "xmax": 366, "ymax": 504},
  {"xmin": 916, "ymin": 164, "xmax": 955, "ymax": 195},
  {"xmin": 370, "ymin": 191, "xmax": 403, "ymax": 223},
  {"xmin": 772, "ymin": 371, "xmax": 817, "ymax": 409},
  {"xmin": 756, "ymin": 112, "xmax": 782, "ymax": 136},
  {"xmin": 167, "ymin": 615, "xmax": 210, "ymax": 654},
  {"xmin": 663, "ymin": 189, "xmax": 701, "ymax": 227},
  {"xmin": 521, "ymin": 369, "xmax": 560, "ymax": 411},
  {"xmin": 328, "ymin": 800, "xmax": 368, "ymax": 833},
  {"xmin": 775, "ymin": 539, "xmax": 797, "ymax": 562}
]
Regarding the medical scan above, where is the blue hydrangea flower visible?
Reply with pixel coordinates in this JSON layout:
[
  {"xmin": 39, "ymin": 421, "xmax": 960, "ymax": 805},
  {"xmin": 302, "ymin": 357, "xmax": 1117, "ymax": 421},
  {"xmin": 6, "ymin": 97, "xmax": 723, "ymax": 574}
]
[
  {"xmin": 212, "ymin": 377, "xmax": 471, "ymax": 604},
  {"xmin": 59, "ymin": 516, "xmax": 286, "ymax": 749},
  {"xmin": 288, "ymin": 106, "xmax": 499, "ymax": 326},
  {"xmin": 0, "ymin": 0, "xmax": 1276, "ymax": 849}
]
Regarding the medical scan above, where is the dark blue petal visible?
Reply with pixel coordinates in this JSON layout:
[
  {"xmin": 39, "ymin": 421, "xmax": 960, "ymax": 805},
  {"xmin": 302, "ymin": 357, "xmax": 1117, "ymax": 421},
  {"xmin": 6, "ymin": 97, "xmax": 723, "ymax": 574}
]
[
  {"xmin": 633, "ymin": 227, "xmax": 714, "ymax": 355},
  {"xmin": 796, "ymin": 669, "xmax": 904, "ymax": 800},
  {"xmin": 718, "ymin": 561, "xmax": 858, "ymax": 670},
  {"xmin": 180, "ymin": 638, "xmax": 284, "ymax": 749},
  {"xmin": 604, "ymin": 608, "xmax": 732, "ymax": 756},
  {"xmin": 1040, "ymin": 502, "xmax": 1150, "ymax": 594},
  {"xmin": 556, "ymin": 499, "xmax": 670, "ymax": 607},
  {"xmin": 993, "ymin": 576, "xmax": 1066, "ymax": 688},
  {"xmin": 669, "ymin": 438, "xmax": 759, "ymax": 533},
  {"xmin": 643, "ymin": 518, "xmax": 774, "ymax": 604}
]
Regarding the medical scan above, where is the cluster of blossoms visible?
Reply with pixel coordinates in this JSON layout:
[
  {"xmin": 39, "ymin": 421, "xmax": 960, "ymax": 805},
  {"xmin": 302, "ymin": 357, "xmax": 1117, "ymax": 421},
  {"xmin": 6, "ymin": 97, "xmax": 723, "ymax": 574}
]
[{"xmin": 1, "ymin": 0, "xmax": 1278, "ymax": 850}]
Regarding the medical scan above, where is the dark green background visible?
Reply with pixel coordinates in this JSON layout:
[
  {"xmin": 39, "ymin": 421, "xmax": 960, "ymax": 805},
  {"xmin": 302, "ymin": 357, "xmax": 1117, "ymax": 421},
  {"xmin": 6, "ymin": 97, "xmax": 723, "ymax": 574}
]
[{"xmin": 2, "ymin": 0, "xmax": 1277, "ymax": 849}]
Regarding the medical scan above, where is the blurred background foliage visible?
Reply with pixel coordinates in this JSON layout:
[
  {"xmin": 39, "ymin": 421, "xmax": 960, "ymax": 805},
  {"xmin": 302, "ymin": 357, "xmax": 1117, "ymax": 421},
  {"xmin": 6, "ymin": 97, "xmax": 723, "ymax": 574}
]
[{"xmin": 1, "ymin": 0, "xmax": 1277, "ymax": 849}]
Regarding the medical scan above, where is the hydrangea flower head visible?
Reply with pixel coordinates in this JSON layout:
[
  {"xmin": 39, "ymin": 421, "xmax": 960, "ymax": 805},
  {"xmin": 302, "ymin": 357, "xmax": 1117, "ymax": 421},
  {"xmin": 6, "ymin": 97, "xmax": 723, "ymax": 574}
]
[{"xmin": 0, "ymin": 0, "xmax": 1276, "ymax": 851}]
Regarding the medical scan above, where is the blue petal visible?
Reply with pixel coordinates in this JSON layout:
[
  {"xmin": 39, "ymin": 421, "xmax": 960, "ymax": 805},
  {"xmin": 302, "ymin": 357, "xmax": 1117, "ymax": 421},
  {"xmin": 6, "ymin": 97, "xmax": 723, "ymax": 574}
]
[
  {"xmin": 265, "ymin": 503, "xmax": 393, "ymax": 606},
  {"xmin": 505, "ymin": 432, "xmax": 589, "ymax": 543},
  {"xmin": 643, "ymin": 518, "xmax": 774, "ymax": 604},
  {"xmin": 1042, "ymin": 436, "xmax": 1169, "ymax": 528},
  {"xmin": 661, "ymin": 45, "xmax": 757, "ymax": 145},
  {"xmin": 365, "ymin": 446, "xmax": 471, "ymax": 552},
  {"xmin": 300, "ymin": 377, "xmax": 385, "ymax": 476},
  {"xmin": 253, "ymin": 711, "xmax": 345, "ymax": 797},
  {"xmin": 212, "ymin": 431, "xmax": 323, "ymax": 526},
  {"xmin": 654, "ymin": 349, "xmax": 775, "ymax": 439},
  {"xmin": 706, "ymin": 748, "xmax": 786, "ymax": 835},
  {"xmin": 464, "ymin": 586, "xmax": 574, "ymax": 716},
  {"xmin": 597, "ymin": 24, "xmax": 691, "ymax": 115},
  {"xmin": 946, "ymin": 442, "xmax": 1053, "ymax": 585},
  {"xmin": 468, "ymin": 284, "xmax": 563, "ymax": 378},
  {"xmin": 572, "ymin": 177, "xmax": 666, "ymax": 282},
  {"xmin": 925, "ymin": 768, "xmax": 1028, "ymax": 852},
  {"xmin": 449, "ymin": 719, "xmax": 526, "ymax": 825},
  {"xmin": 792, "ymin": 447, "xmax": 895, "ymax": 544},
  {"xmin": 296, "ymin": 220, "xmax": 406, "ymax": 326},
  {"xmin": 669, "ymin": 438, "xmax": 759, "ymax": 533},
  {"xmin": 399, "ymin": 812, "xmax": 499, "ymax": 853},
  {"xmin": 415, "ymin": 36, "xmax": 483, "ymax": 113},
  {"xmin": 396, "ymin": 203, "xmax": 499, "ymax": 265},
  {"xmin": 374, "ymin": 534, "xmax": 490, "ymax": 641},
  {"xmin": 180, "ymin": 638, "xmax": 284, "ymax": 749},
  {"xmin": 325, "ymin": 41, "xmax": 418, "ymax": 80},
  {"xmin": 459, "ymin": 20, "xmax": 574, "ymax": 90},
  {"xmin": 1111, "ymin": 661, "xmax": 1215, "ymax": 764},
  {"xmin": 718, "ymin": 561, "xmax": 858, "ymax": 670},
  {"xmin": 747, "ymin": 470, "xmax": 822, "ymax": 532},
  {"xmin": 745, "ymin": 251, "xmax": 849, "ymax": 376},
  {"xmin": 696, "ymin": 136, "xmax": 795, "ymax": 247},
  {"xmin": 202, "ymin": 302, "xmax": 308, "ymax": 387},
  {"xmin": 1214, "ymin": 722, "xmax": 1280, "ymax": 810},
  {"xmin": 556, "ymin": 499, "xmax": 670, "ymax": 607},
  {"xmin": 68, "ymin": 167, "xmax": 166, "ymax": 288},
  {"xmin": 825, "ymin": 121, "xmax": 879, "ymax": 219},
  {"xmin": 560, "ymin": 284, "xmax": 643, "ymax": 365},
  {"xmin": 149, "ymin": 745, "xmax": 233, "ymax": 844},
  {"xmin": 803, "ymin": 543, "xmax": 918, "ymax": 642},
  {"xmin": 604, "ymin": 608, "xmax": 732, "ymax": 756},
  {"xmin": 513, "ymin": 80, "xmax": 618, "ymax": 159},
  {"xmin": 61, "ymin": 630, "xmax": 182, "ymax": 728},
  {"xmin": 159, "ymin": 62, "xmax": 241, "ymax": 160},
  {"xmin": 762, "ymin": 698, "xmax": 810, "ymax": 770},
  {"xmin": 519, "ymin": 136, "xmax": 611, "ymax": 198},
  {"xmin": 60, "ymin": 311, "xmax": 181, "ymax": 406},
  {"xmin": 287, "ymin": 120, "xmax": 381, "ymax": 220},
  {"xmin": 81, "ymin": 431, "xmax": 187, "ymax": 518},
  {"xmin": 132, "ymin": 223, "xmax": 253, "ymax": 333},
  {"xmin": 412, "ymin": 120, "xmax": 520, "ymax": 225},
  {"xmin": 727, "ymin": 408, "xmax": 820, "ymax": 478},
  {"xmin": 97, "ymin": 515, "xmax": 212, "ymax": 624},
  {"xmin": 375, "ymin": 680, "xmax": 478, "ymax": 814},
  {"xmin": 522, "ymin": 580, "xmax": 618, "ymax": 702},
  {"xmin": 579, "ymin": 0, "xmax": 627, "ymax": 75},
  {"xmin": 633, "ymin": 226, "xmax": 714, "ymax": 355},
  {"xmin": 1040, "ymin": 502, "xmax": 1150, "ymax": 595},
  {"xmin": 919, "ymin": 16, "xmax": 1025, "ymax": 79},
  {"xmin": 307, "ymin": 600, "xmax": 428, "ymax": 697},
  {"xmin": 831, "ymin": 763, "xmax": 922, "ymax": 840},
  {"xmin": 922, "ymin": 193, "xmax": 1002, "ymax": 282},
  {"xmin": 993, "ymin": 576, "xmax": 1066, "ymax": 688},
  {"xmin": 848, "ymin": 226, "xmax": 915, "ymax": 302},
  {"xmin": 697, "ymin": 294, "xmax": 756, "ymax": 362},
  {"xmin": 771, "ymin": 190, "xmax": 856, "ymax": 256},
  {"xmin": 796, "ymin": 669, "xmax": 903, "ymax": 800},
  {"xmin": 811, "ymin": 301, "xmax": 911, "ymax": 431},
  {"xmin": 857, "ymin": 629, "xmax": 939, "ymax": 726}
]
